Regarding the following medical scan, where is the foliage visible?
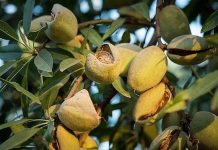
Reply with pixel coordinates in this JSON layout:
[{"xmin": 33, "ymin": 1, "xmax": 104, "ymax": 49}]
[{"xmin": 0, "ymin": 0, "xmax": 218, "ymax": 149}]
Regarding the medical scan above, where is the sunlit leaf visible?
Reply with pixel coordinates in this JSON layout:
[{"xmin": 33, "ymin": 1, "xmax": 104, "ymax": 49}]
[
  {"xmin": 80, "ymin": 28, "xmax": 103, "ymax": 46},
  {"xmin": 0, "ymin": 119, "xmax": 29, "ymax": 130},
  {"xmin": 205, "ymin": 34, "xmax": 218, "ymax": 47},
  {"xmin": 112, "ymin": 77, "xmax": 131, "ymax": 98},
  {"xmin": 103, "ymin": 18, "xmax": 126, "ymax": 40},
  {"xmin": 0, "ymin": 128, "xmax": 41, "ymax": 150},
  {"xmin": 34, "ymin": 49, "xmax": 53, "ymax": 72},
  {"xmin": 59, "ymin": 58, "xmax": 81, "ymax": 72},
  {"xmin": 165, "ymin": 70, "xmax": 218, "ymax": 113},
  {"xmin": 18, "ymin": 21, "xmax": 27, "ymax": 46}
]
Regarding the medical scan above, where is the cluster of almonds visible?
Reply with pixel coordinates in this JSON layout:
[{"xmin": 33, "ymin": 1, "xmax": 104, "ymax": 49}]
[
  {"xmin": 28, "ymin": 3, "xmax": 217, "ymax": 150},
  {"xmin": 29, "ymin": 4, "xmax": 99, "ymax": 149},
  {"xmin": 85, "ymin": 43, "xmax": 171, "ymax": 124}
]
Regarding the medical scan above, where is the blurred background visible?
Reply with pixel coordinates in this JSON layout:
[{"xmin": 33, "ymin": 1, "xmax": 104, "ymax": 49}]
[{"xmin": 0, "ymin": 0, "xmax": 217, "ymax": 149}]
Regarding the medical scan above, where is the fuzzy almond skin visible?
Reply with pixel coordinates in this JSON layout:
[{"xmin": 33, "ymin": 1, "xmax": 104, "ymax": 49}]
[
  {"xmin": 44, "ymin": 4, "xmax": 78, "ymax": 43},
  {"xmin": 127, "ymin": 46, "xmax": 167, "ymax": 92},
  {"xmin": 159, "ymin": 5, "xmax": 191, "ymax": 43},
  {"xmin": 133, "ymin": 82, "xmax": 165, "ymax": 123},
  {"xmin": 85, "ymin": 43, "xmax": 121, "ymax": 84},
  {"xmin": 116, "ymin": 43, "xmax": 142, "ymax": 76},
  {"xmin": 56, "ymin": 125, "xmax": 80, "ymax": 150},
  {"xmin": 81, "ymin": 136, "xmax": 98, "ymax": 149},
  {"xmin": 30, "ymin": 15, "xmax": 51, "ymax": 32},
  {"xmin": 149, "ymin": 126, "xmax": 181, "ymax": 150},
  {"xmin": 58, "ymin": 89, "xmax": 100, "ymax": 132},
  {"xmin": 190, "ymin": 111, "xmax": 218, "ymax": 150},
  {"xmin": 167, "ymin": 34, "xmax": 216, "ymax": 65}
]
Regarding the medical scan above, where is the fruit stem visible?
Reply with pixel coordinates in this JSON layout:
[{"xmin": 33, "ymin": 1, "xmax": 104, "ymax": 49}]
[
  {"xmin": 65, "ymin": 75, "xmax": 83, "ymax": 99},
  {"xmin": 155, "ymin": 0, "xmax": 167, "ymax": 50}
]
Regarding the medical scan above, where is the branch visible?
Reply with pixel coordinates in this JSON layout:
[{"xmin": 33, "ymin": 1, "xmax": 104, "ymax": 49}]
[
  {"xmin": 65, "ymin": 76, "xmax": 83, "ymax": 99},
  {"xmin": 97, "ymin": 87, "xmax": 117, "ymax": 114},
  {"xmin": 78, "ymin": 18, "xmax": 155, "ymax": 29},
  {"xmin": 155, "ymin": 0, "xmax": 167, "ymax": 50}
]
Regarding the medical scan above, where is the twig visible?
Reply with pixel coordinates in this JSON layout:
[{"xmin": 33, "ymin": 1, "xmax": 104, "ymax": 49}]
[
  {"xmin": 79, "ymin": 19, "xmax": 112, "ymax": 28},
  {"xmin": 155, "ymin": 0, "xmax": 167, "ymax": 50},
  {"xmin": 162, "ymin": 76, "xmax": 176, "ymax": 97},
  {"xmin": 97, "ymin": 87, "xmax": 117, "ymax": 114},
  {"xmin": 78, "ymin": 18, "xmax": 155, "ymax": 29},
  {"xmin": 65, "ymin": 76, "xmax": 83, "ymax": 99}
]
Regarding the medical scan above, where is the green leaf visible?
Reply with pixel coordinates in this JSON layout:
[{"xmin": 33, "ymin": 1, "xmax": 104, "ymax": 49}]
[
  {"xmin": 131, "ymin": 2, "xmax": 150, "ymax": 21},
  {"xmin": 21, "ymin": 64, "xmax": 30, "ymax": 118},
  {"xmin": 38, "ymin": 72, "xmax": 70, "ymax": 108},
  {"xmin": 0, "ymin": 78, "xmax": 40, "ymax": 104},
  {"xmin": 205, "ymin": 34, "xmax": 218, "ymax": 47},
  {"xmin": 103, "ymin": 18, "xmax": 126, "ymax": 40},
  {"xmin": 49, "ymin": 48, "xmax": 72, "ymax": 61},
  {"xmin": 43, "ymin": 120, "xmax": 54, "ymax": 142},
  {"xmin": 164, "ymin": 70, "xmax": 218, "ymax": 113},
  {"xmin": 0, "ymin": 61, "xmax": 16, "ymax": 76},
  {"xmin": 18, "ymin": 21, "xmax": 27, "ymax": 46},
  {"xmin": 80, "ymin": 28, "xmax": 103, "ymax": 46},
  {"xmin": 0, "ymin": 119, "xmax": 29, "ymax": 130},
  {"xmin": 211, "ymin": 87, "xmax": 218, "ymax": 112},
  {"xmin": 112, "ymin": 77, "xmax": 131, "ymax": 98},
  {"xmin": 0, "ymin": 44, "xmax": 22, "ymax": 61},
  {"xmin": 201, "ymin": 10, "xmax": 218, "ymax": 33},
  {"xmin": 34, "ymin": 49, "xmax": 53, "ymax": 72},
  {"xmin": 0, "ymin": 56, "xmax": 33, "ymax": 91},
  {"xmin": 23, "ymin": 0, "xmax": 35, "ymax": 35},
  {"xmin": 38, "ymin": 70, "xmax": 53, "ymax": 77},
  {"xmin": 59, "ymin": 58, "xmax": 81, "ymax": 72},
  {"xmin": 0, "ymin": 20, "xmax": 19, "ymax": 41},
  {"xmin": 121, "ymin": 30, "xmax": 130, "ymax": 43},
  {"xmin": 0, "ymin": 128, "xmax": 41, "ymax": 150}
]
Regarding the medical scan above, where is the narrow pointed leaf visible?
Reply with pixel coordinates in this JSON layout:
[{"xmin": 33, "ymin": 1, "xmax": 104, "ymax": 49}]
[
  {"xmin": 80, "ymin": 28, "xmax": 103, "ymax": 46},
  {"xmin": 23, "ymin": 0, "xmax": 35, "ymax": 34},
  {"xmin": 0, "ymin": 44, "xmax": 22, "ymax": 61},
  {"xmin": 0, "ymin": 78, "xmax": 40, "ymax": 104},
  {"xmin": 0, "ymin": 119, "xmax": 29, "ymax": 130},
  {"xmin": 59, "ymin": 58, "xmax": 81, "ymax": 72},
  {"xmin": 0, "ymin": 20, "xmax": 19, "ymax": 41},
  {"xmin": 201, "ymin": 10, "xmax": 218, "ymax": 33},
  {"xmin": 0, "ymin": 61, "xmax": 16, "ymax": 76},
  {"xmin": 0, "ymin": 128, "xmax": 41, "ymax": 150},
  {"xmin": 131, "ymin": 2, "xmax": 150, "ymax": 21},
  {"xmin": 164, "ymin": 70, "xmax": 218, "ymax": 113},
  {"xmin": 103, "ymin": 18, "xmax": 126, "ymax": 40},
  {"xmin": 112, "ymin": 76, "xmax": 131, "ymax": 98}
]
